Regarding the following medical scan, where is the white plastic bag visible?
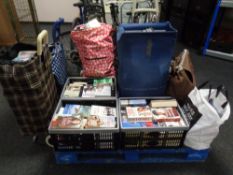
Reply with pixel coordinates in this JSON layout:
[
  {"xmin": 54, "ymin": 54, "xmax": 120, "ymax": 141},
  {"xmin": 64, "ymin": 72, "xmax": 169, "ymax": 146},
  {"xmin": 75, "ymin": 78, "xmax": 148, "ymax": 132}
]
[{"xmin": 184, "ymin": 87, "xmax": 230, "ymax": 150}]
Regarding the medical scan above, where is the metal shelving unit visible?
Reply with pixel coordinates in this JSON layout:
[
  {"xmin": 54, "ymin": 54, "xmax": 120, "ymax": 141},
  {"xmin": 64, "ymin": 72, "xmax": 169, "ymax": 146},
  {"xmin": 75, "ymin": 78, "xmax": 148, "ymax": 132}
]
[{"xmin": 202, "ymin": 0, "xmax": 233, "ymax": 61}]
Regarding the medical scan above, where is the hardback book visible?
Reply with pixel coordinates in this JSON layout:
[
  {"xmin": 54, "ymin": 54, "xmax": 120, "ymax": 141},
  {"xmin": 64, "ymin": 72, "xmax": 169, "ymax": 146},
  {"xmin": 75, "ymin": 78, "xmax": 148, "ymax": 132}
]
[
  {"xmin": 150, "ymin": 99, "xmax": 178, "ymax": 108},
  {"xmin": 151, "ymin": 107, "xmax": 181, "ymax": 122}
]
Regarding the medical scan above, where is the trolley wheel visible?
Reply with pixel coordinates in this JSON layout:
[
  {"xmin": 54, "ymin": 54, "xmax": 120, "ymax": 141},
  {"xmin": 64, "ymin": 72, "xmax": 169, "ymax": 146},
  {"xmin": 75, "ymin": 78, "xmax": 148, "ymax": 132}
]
[
  {"xmin": 45, "ymin": 135, "xmax": 54, "ymax": 148},
  {"xmin": 32, "ymin": 135, "xmax": 38, "ymax": 143}
]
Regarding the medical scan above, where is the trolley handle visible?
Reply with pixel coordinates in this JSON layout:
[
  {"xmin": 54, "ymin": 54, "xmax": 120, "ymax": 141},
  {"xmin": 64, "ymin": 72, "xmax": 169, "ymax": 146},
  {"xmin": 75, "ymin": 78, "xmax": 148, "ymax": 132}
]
[{"xmin": 37, "ymin": 30, "xmax": 49, "ymax": 56}]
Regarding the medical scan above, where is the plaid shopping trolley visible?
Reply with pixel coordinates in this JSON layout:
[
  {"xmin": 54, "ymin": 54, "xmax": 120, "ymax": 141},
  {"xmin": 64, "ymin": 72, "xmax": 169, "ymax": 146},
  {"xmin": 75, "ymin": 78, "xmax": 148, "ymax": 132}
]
[{"xmin": 0, "ymin": 30, "xmax": 58, "ymax": 135}]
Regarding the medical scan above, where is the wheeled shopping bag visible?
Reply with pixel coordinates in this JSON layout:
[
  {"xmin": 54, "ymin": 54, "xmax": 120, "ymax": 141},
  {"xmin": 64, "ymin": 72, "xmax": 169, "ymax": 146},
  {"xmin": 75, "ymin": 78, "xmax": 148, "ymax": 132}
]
[
  {"xmin": 71, "ymin": 23, "xmax": 116, "ymax": 77},
  {"xmin": 50, "ymin": 18, "xmax": 67, "ymax": 87},
  {"xmin": 117, "ymin": 21, "xmax": 177, "ymax": 97},
  {"xmin": 0, "ymin": 30, "xmax": 58, "ymax": 135}
]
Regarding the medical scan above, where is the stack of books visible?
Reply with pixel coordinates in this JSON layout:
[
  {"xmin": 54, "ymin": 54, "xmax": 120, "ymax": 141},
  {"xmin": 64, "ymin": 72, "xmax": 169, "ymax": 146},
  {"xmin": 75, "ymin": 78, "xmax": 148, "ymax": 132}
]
[
  {"xmin": 50, "ymin": 104, "xmax": 117, "ymax": 129},
  {"xmin": 121, "ymin": 99, "xmax": 186, "ymax": 128},
  {"xmin": 63, "ymin": 78, "xmax": 113, "ymax": 98}
]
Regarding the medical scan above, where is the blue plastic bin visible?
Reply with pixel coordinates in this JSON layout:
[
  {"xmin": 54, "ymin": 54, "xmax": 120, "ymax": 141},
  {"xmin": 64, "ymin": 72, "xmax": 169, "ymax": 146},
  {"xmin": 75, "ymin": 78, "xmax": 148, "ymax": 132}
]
[{"xmin": 117, "ymin": 22, "xmax": 177, "ymax": 97}]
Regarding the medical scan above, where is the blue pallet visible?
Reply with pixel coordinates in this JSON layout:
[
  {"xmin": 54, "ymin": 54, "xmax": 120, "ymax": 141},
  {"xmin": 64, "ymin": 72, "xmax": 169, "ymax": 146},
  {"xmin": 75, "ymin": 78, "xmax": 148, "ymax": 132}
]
[
  {"xmin": 55, "ymin": 148, "xmax": 209, "ymax": 164},
  {"xmin": 117, "ymin": 22, "xmax": 177, "ymax": 97}
]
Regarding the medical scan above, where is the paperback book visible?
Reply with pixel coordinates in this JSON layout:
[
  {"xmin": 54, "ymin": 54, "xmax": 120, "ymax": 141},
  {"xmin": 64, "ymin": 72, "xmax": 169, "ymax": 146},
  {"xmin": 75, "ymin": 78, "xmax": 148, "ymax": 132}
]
[
  {"xmin": 95, "ymin": 85, "xmax": 111, "ymax": 96},
  {"xmin": 126, "ymin": 106, "xmax": 153, "ymax": 122},
  {"xmin": 63, "ymin": 82, "xmax": 87, "ymax": 98},
  {"xmin": 150, "ymin": 99, "xmax": 178, "ymax": 108},
  {"xmin": 54, "ymin": 104, "xmax": 117, "ymax": 129},
  {"xmin": 151, "ymin": 107, "xmax": 181, "ymax": 122},
  {"xmin": 81, "ymin": 85, "xmax": 96, "ymax": 97},
  {"xmin": 50, "ymin": 115, "xmax": 82, "ymax": 129}
]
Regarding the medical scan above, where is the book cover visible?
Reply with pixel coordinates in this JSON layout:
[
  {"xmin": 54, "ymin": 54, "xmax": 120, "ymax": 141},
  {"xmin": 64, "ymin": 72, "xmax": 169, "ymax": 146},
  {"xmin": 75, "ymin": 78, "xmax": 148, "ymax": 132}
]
[
  {"xmin": 129, "ymin": 99, "xmax": 147, "ymax": 105},
  {"xmin": 126, "ymin": 106, "xmax": 152, "ymax": 122},
  {"xmin": 152, "ymin": 107, "xmax": 181, "ymax": 122},
  {"xmin": 150, "ymin": 99, "xmax": 178, "ymax": 108},
  {"xmin": 158, "ymin": 118, "xmax": 186, "ymax": 127},
  {"xmin": 63, "ymin": 86, "xmax": 81, "ymax": 98},
  {"xmin": 81, "ymin": 85, "xmax": 95, "ymax": 97},
  {"xmin": 83, "ymin": 115, "xmax": 116, "ymax": 129},
  {"xmin": 58, "ymin": 107, "xmax": 64, "ymax": 115},
  {"xmin": 137, "ymin": 106, "xmax": 153, "ymax": 118},
  {"xmin": 126, "ymin": 107, "xmax": 139, "ymax": 118},
  {"xmin": 95, "ymin": 85, "xmax": 111, "ymax": 97},
  {"xmin": 90, "ymin": 105, "xmax": 116, "ymax": 117},
  {"xmin": 63, "ymin": 104, "xmax": 81, "ymax": 115},
  {"xmin": 79, "ymin": 105, "xmax": 91, "ymax": 117},
  {"xmin": 69, "ymin": 82, "xmax": 87, "ymax": 87},
  {"xmin": 120, "ymin": 100, "xmax": 129, "ymax": 106},
  {"xmin": 122, "ymin": 121, "xmax": 142, "ymax": 128},
  {"xmin": 84, "ymin": 116, "xmax": 101, "ymax": 128},
  {"xmin": 63, "ymin": 104, "xmax": 71, "ymax": 114},
  {"xmin": 93, "ymin": 78, "xmax": 113, "ymax": 86},
  {"xmin": 63, "ymin": 104, "xmax": 91, "ymax": 118},
  {"xmin": 50, "ymin": 115, "xmax": 82, "ymax": 129},
  {"xmin": 164, "ymin": 120, "xmax": 186, "ymax": 127},
  {"xmin": 99, "ymin": 115, "xmax": 116, "ymax": 128}
]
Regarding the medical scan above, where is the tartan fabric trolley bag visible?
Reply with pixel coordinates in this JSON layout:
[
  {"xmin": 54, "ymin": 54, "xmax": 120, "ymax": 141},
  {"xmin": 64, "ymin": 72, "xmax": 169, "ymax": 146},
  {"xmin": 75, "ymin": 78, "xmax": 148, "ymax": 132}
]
[{"xmin": 0, "ymin": 30, "xmax": 58, "ymax": 135}]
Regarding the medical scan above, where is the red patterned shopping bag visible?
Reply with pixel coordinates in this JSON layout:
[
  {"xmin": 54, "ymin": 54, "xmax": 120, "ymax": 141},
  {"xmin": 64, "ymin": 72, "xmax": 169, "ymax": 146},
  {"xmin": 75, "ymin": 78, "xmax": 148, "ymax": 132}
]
[{"xmin": 71, "ymin": 23, "xmax": 115, "ymax": 77}]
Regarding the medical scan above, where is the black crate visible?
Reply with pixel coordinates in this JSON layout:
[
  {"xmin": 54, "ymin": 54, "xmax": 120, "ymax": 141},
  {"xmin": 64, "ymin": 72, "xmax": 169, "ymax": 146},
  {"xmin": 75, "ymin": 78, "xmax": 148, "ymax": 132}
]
[
  {"xmin": 119, "ymin": 97, "xmax": 189, "ymax": 149},
  {"xmin": 49, "ymin": 99, "xmax": 120, "ymax": 151},
  {"xmin": 51, "ymin": 133, "xmax": 120, "ymax": 151},
  {"xmin": 120, "ymin": 131, "xmax": 186, "ymax": 149}
]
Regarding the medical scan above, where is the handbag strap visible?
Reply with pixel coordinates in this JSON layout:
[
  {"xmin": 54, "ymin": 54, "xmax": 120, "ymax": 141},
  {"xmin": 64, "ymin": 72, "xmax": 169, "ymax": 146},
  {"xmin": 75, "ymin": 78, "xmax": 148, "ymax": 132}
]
[
  {"xmin": 174, "ymin": 49, "xmax": 196, "ymax": 84},
  {"xmin": 176, "ymin": 49, "xmax": 188, "ymax": 72},
  {"xmin": 198, "ymin": 81, "xmax": 209, "ymax": 89},
  {"xmin": 52, "ymin": 18, "xmax": 64, "ymax": 43}
]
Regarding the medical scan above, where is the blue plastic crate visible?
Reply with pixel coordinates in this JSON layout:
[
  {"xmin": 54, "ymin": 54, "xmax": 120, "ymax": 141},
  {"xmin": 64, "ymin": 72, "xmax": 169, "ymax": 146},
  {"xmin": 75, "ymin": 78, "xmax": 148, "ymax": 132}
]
[
  {"xmin": 54, "ymin": 148, "xmax": 209, "ymax": 164},
  {"xmin": 117, "ymin": 22, "xmax": 177, "ymax": 97}
]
